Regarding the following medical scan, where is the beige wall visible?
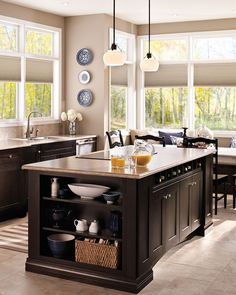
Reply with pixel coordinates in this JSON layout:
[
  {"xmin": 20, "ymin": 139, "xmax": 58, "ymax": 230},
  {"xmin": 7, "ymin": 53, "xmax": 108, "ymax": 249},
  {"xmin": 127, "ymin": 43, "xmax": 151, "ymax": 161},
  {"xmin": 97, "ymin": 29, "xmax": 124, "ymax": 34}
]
[
  {"xmin": 138, "ymin": 18, "xmax": 236, "ymax": 35},
  {"xmin": 1, "ymin": 2, "xmax": 236, "ymax": 143},
  {"xmin": 65, "ymin": 14, "xmax": 136, "ymax": 150},
  {"xmin": 0, "ymin": 1, "xmax": 64, "ymax": 138}
]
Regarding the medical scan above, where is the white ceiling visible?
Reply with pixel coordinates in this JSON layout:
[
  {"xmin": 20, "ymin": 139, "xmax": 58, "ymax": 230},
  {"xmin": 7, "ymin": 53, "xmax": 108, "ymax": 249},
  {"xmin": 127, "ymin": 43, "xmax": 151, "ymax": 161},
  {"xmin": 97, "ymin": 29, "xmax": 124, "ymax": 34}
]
[{"xmin": 2, "ymin": 0, "xmax": 236, "ymax": 25}]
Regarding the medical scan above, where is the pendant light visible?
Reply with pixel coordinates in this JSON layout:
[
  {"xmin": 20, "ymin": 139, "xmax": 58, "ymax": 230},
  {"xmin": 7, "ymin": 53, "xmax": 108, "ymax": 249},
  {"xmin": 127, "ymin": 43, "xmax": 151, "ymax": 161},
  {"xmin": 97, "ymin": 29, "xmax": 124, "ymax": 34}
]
[
  {"xmin": 140, "ymin": 0, "xmax": 159, "ymax": 72},
  {"xmin": 103, "ymin": 0, "xmax": 126, "ymax": 66}
]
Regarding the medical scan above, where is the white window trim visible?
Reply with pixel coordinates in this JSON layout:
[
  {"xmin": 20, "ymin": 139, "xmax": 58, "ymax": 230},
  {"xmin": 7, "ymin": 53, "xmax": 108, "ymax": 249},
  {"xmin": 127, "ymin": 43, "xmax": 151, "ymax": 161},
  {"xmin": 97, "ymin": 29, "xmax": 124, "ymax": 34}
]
[
  {"xmin": 108, "ymin": 29, "xmax": 136, "ymax": 131},
  {"xmin": 0, "ymin": 14, "xmax": 62, "ymax": 125},
  {"xmin": 138, "ymin": 29, "xmax": 236, "ymax": 136}
]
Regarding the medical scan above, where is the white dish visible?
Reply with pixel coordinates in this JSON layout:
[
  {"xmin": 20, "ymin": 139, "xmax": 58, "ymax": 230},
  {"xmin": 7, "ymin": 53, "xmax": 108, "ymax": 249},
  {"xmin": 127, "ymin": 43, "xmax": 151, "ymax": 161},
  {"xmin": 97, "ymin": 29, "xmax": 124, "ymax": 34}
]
[{"xmin": 68, "ymin": 183, "xmax": 110, "ymax": 199}]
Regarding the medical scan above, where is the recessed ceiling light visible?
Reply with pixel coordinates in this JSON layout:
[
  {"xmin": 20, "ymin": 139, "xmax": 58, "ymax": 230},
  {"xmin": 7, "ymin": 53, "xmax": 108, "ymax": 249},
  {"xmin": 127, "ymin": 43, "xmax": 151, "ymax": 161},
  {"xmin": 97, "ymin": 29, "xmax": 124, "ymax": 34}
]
[
  {"xmin": 61, "ymin": 1, "xmax": 70, "ymax": 6},
  {"xmin": 172, "ymin": 13, "xmax": 179, "ymax": 17}
]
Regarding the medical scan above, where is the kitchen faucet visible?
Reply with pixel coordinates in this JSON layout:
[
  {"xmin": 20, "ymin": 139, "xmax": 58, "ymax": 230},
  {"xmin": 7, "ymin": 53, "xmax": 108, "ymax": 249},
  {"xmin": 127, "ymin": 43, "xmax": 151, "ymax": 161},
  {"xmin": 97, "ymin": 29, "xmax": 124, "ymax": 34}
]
[{"xmin": 25, "ymin": 111, "xmax": 42, "ymax": 139}]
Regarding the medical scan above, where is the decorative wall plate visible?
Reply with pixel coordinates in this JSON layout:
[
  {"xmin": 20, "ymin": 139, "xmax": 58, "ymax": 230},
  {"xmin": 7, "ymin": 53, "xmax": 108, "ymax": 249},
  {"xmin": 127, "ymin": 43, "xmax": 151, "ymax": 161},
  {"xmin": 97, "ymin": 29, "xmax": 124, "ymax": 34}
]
[
  {"xmin": 76, "ymin": 48, "xmax": 93, "ymax": 65},
  {"xmin": 78, "ymin": 71, "xmax": 90, "ymax": 84},
  {"xmin": 77, "ymin": 89, "xmax": 93, "ymax": 107}
]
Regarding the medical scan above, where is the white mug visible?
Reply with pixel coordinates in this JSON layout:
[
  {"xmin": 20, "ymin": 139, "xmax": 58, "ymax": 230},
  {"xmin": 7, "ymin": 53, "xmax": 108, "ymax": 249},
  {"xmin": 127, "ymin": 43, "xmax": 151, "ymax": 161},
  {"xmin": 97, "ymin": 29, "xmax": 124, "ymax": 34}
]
[{"xmin": 74, "ymin": 219, "xmax": 87, "ymax": 232}]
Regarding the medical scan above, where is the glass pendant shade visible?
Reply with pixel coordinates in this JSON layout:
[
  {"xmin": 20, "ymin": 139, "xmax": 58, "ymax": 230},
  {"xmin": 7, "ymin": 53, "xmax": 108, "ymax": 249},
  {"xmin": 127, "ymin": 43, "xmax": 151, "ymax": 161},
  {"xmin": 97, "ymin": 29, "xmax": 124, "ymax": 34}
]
[
  {"xmin": 103, "ymin": 46, "xmax": 126, "ymax": 66},
  {"xmin": 140, "ymin": 0, "xmax": 159, "ymax": 72},
  {"xmin": 140, "ymin": 53, "xmax": 159, "ymax": 72},
  {"xmin": 103, "ymin": 0, "xmax": 126, "ymax": 67}
]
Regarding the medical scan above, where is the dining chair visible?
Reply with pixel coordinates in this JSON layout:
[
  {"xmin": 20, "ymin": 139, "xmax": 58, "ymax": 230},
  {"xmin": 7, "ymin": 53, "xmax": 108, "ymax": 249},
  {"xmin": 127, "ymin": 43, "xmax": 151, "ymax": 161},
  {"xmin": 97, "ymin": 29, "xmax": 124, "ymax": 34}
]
[
  {"xmin": 185, "ymin": 137, "xmax": 228, "ymax": 215},
  {"xmin": 135, "ymin": 134, "xmax": 166, "ymax": 147},
  {"xmin": 106, "ymin": 130, "xmax": 124, "ymax": 149}
]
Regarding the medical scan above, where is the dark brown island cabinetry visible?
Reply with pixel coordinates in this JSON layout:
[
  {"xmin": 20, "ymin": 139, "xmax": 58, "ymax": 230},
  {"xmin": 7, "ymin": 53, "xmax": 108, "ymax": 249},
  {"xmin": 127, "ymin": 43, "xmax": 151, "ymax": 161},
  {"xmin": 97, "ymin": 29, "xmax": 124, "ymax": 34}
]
[{"xmin": 23, "ymin": 148, "xmax": 213, "ymax": 294}]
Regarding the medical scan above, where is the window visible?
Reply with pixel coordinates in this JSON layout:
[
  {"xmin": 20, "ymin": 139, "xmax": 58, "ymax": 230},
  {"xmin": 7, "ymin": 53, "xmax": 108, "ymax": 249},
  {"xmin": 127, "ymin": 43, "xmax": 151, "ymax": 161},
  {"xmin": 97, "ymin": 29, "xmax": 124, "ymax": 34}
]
[
  {"xmin": 25, "ymin": 83, "xmax": 52, "ymax": 118},
  {"xmin": 0, "ymin": 82, "xmax": 16, "ymax": 119},
  {"xmin": 140, "ymin": 31, "xmax": 236, "ymax": 132},
  {"xmin": 147, "ymin": 38, "xmax": 188, "ymax": 61},
  {"xmin": 25, "ymin": 28, "xmax": 53, "ymax": 56},
  {"xmin": 145, "ymin": 87, "xmax": 188, "ymax": 128},
  {"xmin": 0, "ymin": 17, "xmax": 61, "ymax": 124},
  {"xmin": 110, "ymin": 86, "xmax": 127, "ymax": 130},
  {"xmin": 193, "ymin": 36, "xmax": 236, "ymax": 60},
  {"xmin": 0, "ymin": 22, "xmax": 17, "ymax": 52},
  {"xmin": 109, "ymin": 30, "xmax": 136, "ymax": 131}
]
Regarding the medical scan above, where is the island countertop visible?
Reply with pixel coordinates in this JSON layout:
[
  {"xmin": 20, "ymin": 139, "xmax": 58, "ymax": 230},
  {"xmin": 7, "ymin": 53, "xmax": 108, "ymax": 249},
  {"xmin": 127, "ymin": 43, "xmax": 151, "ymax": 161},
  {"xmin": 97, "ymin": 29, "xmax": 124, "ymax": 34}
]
[{"xmin": 22, "ymin": 146, "xmax": 213, "ymax": 179}]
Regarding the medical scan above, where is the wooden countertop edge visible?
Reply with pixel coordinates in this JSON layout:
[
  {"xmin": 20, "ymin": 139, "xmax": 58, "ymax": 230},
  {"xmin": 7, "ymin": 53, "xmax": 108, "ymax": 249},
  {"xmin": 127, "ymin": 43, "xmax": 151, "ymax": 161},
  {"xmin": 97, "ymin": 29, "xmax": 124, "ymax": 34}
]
[{"xmin": 22, "ymin": 149, "xmax": 214, "ymax": 179}]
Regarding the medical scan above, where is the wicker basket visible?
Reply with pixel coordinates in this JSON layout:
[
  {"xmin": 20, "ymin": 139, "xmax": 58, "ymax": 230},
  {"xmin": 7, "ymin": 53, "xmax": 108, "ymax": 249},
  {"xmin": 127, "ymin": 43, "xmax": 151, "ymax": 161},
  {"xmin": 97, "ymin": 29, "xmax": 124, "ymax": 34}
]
[{"xmin": 75, "ymin": 239, "xmax": 119, "ymax": 269}]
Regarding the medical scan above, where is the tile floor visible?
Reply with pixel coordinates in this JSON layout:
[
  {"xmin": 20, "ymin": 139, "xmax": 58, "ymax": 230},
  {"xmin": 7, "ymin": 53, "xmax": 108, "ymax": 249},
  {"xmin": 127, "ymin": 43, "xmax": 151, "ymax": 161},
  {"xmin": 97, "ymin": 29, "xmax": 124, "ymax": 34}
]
[{"xmin": 1, "ymin": 201, "xmax": 236, "ymax": 295}]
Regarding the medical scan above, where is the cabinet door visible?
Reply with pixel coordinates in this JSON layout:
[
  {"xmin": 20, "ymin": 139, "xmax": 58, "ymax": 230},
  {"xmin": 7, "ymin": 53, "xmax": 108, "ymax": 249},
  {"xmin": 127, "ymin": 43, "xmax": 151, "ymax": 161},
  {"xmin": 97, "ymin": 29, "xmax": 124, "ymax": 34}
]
[
  {"xmin": 149, "ymin": 186, "xmax": 165, "ymax": 263},
  {"xmin": 0, "ymin": 151, "xmax": 22, "ymax": 211},
  {"xmin": 191, "ymin": 172, "xmax": 201, "ymax": 231},
  {"xmin": 179, "ymin": 175, "xmax": 192, "ymax": 241},
  {"xmin": 179, "ymin": 172, "xmax": 202, "ymax": 241},
  {"xmin": 150, "ymin": 182, "xmax": 179, "ymax": 256},
  {"xmin": 163, "ymin": 183, "xmax": 180, "ymax": 251}
]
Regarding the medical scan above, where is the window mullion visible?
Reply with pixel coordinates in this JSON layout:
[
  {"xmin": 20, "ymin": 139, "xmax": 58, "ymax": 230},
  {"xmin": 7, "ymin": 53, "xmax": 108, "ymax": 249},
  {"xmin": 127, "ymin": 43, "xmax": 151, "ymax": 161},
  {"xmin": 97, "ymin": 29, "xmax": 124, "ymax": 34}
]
[
  {"xmin": 187, "ymin": 36, "xmax": 195, "ymax": 130},
  {"xmin": 19, "ymin": 23, "xmax": 25, "ymax": 121}
]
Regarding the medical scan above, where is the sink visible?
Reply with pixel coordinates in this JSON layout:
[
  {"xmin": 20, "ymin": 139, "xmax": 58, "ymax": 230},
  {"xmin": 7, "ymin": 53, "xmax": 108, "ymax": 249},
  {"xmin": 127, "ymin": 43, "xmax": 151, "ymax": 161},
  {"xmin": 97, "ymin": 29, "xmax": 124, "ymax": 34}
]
[{"xmin": 10, "ymin": 136, "xmax": 51, "ymax": 142}]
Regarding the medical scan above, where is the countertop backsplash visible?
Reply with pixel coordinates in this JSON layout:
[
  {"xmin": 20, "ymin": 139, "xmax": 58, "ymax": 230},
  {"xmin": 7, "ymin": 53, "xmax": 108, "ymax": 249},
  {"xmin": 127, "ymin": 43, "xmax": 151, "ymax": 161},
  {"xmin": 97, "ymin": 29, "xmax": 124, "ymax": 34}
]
[{"xmin": 0, "ymin": 123, "xmax": 61, "ymax": 140}]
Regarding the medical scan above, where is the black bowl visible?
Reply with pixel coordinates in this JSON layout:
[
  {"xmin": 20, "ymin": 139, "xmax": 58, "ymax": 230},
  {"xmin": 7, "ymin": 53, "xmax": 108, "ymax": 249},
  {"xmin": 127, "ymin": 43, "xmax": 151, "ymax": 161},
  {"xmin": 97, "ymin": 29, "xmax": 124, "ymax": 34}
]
[
  {"xmin": 47, "ymin": 234, "xmax": 75, "ymax": 258},
  {"xmin": 102, "ymin": 191, "xmax": 120, "ymax": 204}
]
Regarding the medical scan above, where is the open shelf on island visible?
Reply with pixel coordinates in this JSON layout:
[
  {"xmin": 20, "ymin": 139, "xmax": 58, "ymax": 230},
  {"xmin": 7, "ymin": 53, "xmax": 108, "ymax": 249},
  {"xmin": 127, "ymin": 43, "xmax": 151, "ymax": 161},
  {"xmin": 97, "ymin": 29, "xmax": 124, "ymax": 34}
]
[
  {"xmin": 42, "ymin": 226, "xmax": 122, "ymax": 242},
  {"xmin": 42, "ymin": 196, "xmax": 122, "ymax": 210}
]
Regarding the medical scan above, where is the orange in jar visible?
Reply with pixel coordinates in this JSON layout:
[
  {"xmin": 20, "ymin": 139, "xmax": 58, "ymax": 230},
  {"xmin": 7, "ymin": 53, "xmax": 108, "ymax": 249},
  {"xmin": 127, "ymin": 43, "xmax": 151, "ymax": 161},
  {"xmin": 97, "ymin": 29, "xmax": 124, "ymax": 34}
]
[
  {"xmin": 111, "ymin": 157, "xmax": 118, "ymax": 167},
  {"xmin": 111, "ymin": 156, "xmax": 125, "ymax": 168},
  {"xmin": 132, "ymin": 154, "xmax": 152, "ymax": 166},
  {"xmin": 116, "ymin": 157, "xmax": 125, "ymax": 168}
]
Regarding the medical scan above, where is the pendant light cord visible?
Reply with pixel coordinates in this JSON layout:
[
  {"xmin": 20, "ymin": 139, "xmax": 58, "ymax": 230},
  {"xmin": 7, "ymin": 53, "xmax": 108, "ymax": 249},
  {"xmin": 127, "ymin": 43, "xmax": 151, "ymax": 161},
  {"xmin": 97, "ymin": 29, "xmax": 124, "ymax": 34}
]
[
  {"xmin": 113, "ymin": 0, "xmax": 116, "ymax": 45},
  {"xmin": 148, "ymin": 0, "xmax": 150, "ymax": 54},
  {"xmin": 111, "ymin": 0, "xmax": 117, "ymax": 50}
]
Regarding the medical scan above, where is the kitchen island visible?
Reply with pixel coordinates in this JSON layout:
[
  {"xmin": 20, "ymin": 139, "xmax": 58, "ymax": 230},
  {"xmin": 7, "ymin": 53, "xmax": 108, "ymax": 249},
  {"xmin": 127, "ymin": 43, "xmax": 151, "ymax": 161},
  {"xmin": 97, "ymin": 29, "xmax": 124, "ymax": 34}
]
[{"xmin": 23, "ymin": 146, "xmax": 213, "ymax": 293}]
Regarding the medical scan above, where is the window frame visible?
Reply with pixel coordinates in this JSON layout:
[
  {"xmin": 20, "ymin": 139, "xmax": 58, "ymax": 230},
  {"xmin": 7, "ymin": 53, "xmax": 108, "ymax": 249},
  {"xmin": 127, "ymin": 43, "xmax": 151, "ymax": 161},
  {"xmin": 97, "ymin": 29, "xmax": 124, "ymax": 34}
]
[
  {"xmin": 138, "ymin": 30, "xmax": 236, "ymax": 135},
  {"xmin": 108, "ymin": 29, "xmax": 136, "ymax": 132},
  {"xmin": 0, "ymin": 15, "xmax": 62, "ymax": 127}
]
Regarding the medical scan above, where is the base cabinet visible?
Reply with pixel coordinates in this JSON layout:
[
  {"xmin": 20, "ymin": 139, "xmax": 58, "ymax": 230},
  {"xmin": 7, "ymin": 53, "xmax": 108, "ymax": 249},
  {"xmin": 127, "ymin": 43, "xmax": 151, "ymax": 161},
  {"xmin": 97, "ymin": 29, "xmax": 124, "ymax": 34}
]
[
  {"xmin": 151, "ymin": 182, "xmax": 179, "ymax": 257},
  {"xmin": 25, "ymin": 156, "xmax": 212, "ymax": 293},
  {"xmin": 179, "ymin": 172, "xmax": 201, "ymax": 241},
  {"xmin": 0, "ymin": 149, "xmax": 26, "ymax": 220},
  {"xmin": 138, "ymin": 168, "xmax": 203, "ymax": 276}
]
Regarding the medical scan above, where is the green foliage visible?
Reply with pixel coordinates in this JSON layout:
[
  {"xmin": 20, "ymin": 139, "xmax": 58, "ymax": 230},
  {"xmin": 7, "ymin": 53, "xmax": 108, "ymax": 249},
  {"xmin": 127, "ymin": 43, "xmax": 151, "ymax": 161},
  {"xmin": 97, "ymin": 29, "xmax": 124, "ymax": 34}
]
[
  {"xmin": 145, "ymin": 88, "xmax": 187, "ymax": 128},
  {"xmin": 25, "ymin": 30, "xmax": 53, "ymax": 56},
  {"xmin": 25, "ymin": 83, "xmax": 52, "ymax": 118},
  {"xmin": 144, "ymin": 40, "xmax": 188, "ymax": 60},
  {"xmin": 0, "ymin": 26, "xmax": 54, "ymax": 120},
  {"xmin": 0, "ymin": 24, "xmax": 17, "ymax": 51},
  {"xmin": 111, "ymin": 86, "xmax": 127, "ymax": 130},
  {"xmin": 0, "ymin": 82, "xmax": 16, "ymax": 119},
  {"xmin": 195, "ymin": 87, "xmax": 236, "ymax": 130}
]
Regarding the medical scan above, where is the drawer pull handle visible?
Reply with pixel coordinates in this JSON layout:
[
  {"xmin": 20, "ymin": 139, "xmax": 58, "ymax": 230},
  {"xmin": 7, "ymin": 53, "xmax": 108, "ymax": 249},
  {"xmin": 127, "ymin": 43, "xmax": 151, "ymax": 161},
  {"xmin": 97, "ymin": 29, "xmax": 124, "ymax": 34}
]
[
  {"xmin": 163, "ymin": 194, "xmax": 171, "ymax": 199},
  {"xmin": 8, "ymin": 154, "xmax": 13, "ymax": 159}
]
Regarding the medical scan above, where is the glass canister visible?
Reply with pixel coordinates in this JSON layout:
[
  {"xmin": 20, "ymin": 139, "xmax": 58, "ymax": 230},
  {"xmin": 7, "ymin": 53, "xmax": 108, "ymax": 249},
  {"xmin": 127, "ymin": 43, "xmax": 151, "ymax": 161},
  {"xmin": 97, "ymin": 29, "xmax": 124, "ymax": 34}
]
[{"xmin": 132, "ymin": 139, "xmax": 155, "ymax": 166}]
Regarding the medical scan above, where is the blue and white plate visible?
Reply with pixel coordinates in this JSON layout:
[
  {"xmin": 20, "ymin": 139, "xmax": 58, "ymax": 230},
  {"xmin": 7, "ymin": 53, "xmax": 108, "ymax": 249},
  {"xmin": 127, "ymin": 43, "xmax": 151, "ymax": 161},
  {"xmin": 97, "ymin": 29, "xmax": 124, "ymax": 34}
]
[
  {"xmin": 76, "ymin": 48, "xmax": 93, "ymax": 65},
  {"xmin": 77, "ymin": 89, "xmax": 93, "ymax": 107}
]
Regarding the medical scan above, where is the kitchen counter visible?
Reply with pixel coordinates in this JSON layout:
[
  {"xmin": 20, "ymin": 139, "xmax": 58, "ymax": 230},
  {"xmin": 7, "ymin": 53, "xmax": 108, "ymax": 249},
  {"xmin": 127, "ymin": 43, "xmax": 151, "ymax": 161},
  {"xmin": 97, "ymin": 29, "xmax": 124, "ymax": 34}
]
[
  {"xmin": 24, "ymin": 147, "xmax": 213, "ymax": 293},
  {"xmin": 23, "ymin": 146, "xmax": 213, "ymax": 179},
  {"xmin": 0, "ymin": 135, "xmax": 96, "ymax": 151},
  {"xmin": 218, "ymin": 147, "xmax": 236, "ymax": 165}
]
